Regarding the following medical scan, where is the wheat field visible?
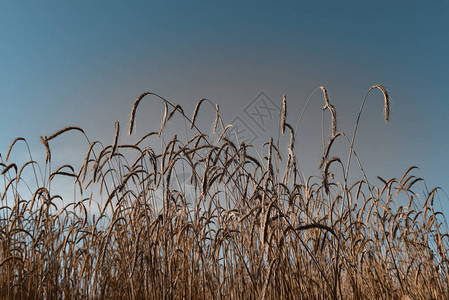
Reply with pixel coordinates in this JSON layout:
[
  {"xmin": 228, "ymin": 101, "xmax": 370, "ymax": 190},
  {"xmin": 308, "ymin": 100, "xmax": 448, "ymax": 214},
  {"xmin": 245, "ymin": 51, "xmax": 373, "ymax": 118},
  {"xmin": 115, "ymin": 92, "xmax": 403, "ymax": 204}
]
[{"xmin": 1, "ymin": 86, "xmax": 448, "ymax": 299}]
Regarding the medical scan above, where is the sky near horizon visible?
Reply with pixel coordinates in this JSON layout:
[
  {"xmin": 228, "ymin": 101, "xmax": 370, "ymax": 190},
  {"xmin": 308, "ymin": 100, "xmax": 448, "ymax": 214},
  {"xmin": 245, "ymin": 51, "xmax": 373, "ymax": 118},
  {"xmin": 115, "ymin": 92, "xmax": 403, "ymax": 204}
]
[{"xmin": 1, "ymin": 1, "xmax": 448, "ymax": 212}]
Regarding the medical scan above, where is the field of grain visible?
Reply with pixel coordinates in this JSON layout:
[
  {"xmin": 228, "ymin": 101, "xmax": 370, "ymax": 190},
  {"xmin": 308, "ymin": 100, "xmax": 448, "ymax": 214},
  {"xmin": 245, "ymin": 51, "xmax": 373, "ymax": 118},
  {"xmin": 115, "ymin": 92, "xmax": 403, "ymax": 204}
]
[{"xmin": 1, "ymin": 85, "xmax": 448, "ymax": 299}]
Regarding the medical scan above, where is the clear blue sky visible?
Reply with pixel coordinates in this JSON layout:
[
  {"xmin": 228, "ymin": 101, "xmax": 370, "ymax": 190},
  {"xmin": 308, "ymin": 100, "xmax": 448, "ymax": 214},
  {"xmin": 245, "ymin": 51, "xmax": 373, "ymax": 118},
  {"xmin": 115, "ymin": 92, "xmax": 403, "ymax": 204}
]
[{"xmin": 1, "ymin": 1, "xmax": 448, "ymax": 211}]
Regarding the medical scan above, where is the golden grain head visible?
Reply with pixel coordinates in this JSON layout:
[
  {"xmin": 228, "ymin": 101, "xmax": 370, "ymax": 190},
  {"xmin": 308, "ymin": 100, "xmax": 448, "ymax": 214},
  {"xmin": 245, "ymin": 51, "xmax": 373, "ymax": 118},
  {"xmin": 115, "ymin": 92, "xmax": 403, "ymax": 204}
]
[
  {"xmin": 370, "ymin": 84, "xmax": 390, "ymax": 122},
  {"xmin": 281, "ymin": 94, "xmax": 287, "ymax": 135}
]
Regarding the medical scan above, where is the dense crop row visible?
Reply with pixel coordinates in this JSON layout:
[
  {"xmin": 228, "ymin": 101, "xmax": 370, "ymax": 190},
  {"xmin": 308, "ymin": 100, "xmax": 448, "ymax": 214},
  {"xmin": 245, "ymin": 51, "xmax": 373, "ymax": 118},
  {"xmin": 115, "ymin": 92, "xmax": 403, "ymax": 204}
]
[{"xmin": 1, "ymin": 86, "xmax": 447, "ymax": 299}]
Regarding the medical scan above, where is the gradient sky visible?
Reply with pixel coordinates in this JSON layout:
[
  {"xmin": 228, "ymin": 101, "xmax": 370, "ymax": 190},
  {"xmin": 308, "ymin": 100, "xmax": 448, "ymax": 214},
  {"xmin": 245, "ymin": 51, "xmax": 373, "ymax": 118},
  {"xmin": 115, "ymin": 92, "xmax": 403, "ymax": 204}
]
[{"xmin": 1, "ymin": 1, "xmax": 448, "ymax": 212}]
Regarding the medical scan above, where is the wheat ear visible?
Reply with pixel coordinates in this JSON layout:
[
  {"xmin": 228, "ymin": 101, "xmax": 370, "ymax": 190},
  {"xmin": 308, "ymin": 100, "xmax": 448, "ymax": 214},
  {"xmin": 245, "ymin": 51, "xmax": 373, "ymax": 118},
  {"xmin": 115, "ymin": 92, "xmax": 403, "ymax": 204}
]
[
  {"xmin": 281, "ymin": 94, "xmax": 287, "ymax": 135},
  {"xmin": 191, "ymin": 99, "xmax": 207, "ymax": 129},
  {"xmin": 129, "ymin": 92, "xmax": 151, "ymax": 135},
  {"xmin": 110, "ymin": 120, "xmax": 119, "ymax": 160},
  {"xmin": 320, "ymin": 86, "xmax": 337, "ymax": 137},
  {"xmin": 369, "ymin": 84, "xmax": 390, "ymax": 122}
]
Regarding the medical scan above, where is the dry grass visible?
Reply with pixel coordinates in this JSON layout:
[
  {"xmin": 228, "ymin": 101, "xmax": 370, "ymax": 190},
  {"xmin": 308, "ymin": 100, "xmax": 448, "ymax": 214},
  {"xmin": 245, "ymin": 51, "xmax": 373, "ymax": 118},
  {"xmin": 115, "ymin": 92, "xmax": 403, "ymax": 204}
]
[{"xmin": 1, "ymin": 86, "xmax": 448, "ymax": 299}]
